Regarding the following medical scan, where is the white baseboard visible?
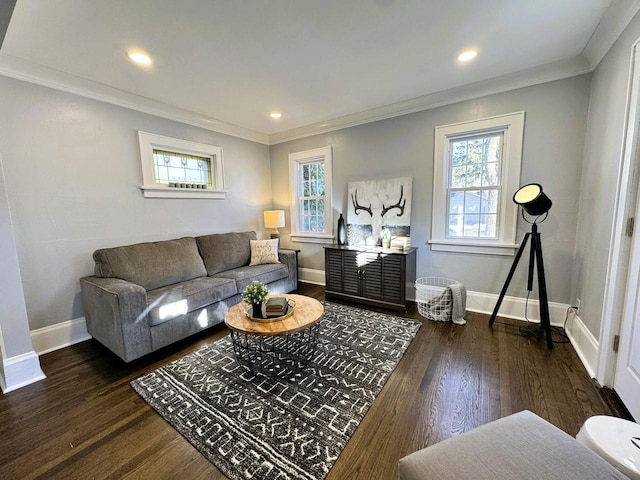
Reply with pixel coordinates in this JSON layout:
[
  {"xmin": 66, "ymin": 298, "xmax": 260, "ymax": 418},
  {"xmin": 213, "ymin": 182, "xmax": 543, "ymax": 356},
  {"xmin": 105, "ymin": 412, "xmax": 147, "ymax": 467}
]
[
  {"xmin": 30, "ymin": 317, "xmax": 91, "ymax": 355},
  {"xmin": 564, "ymin": 311, "xmax": 599, "ymax": 378},
  {"xmin": 465, "ymin": 290, "xmax": 570, "ymax": 327},
  {"xmin": 299, "ymin": 268, "xmax": 326, "ymax": 285},
  {"xmin": 1, "ymin": 350, "xmax": 46, "ymax": 393}
]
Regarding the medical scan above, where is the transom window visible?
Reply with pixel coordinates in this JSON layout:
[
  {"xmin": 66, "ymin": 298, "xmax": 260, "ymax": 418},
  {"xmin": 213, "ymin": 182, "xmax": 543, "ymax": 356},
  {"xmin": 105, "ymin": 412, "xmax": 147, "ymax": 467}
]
[
  {"xmin": 289, "ymin": 146, "xmax": 334, "ymax": 244},
  {"xmin": 138, "ymin": 131, "xmax": 225, "ymax": 199},
  {"xmin": 153, "ymin": 150, "xmax": 212, "ymax": 187},
  {"xmin": 430, "ymin": 112, "xmax": 524, "ymax": 255},
  {"xmin": 447, "ymin": 133, "xmax": 503, "ymax": 239}
]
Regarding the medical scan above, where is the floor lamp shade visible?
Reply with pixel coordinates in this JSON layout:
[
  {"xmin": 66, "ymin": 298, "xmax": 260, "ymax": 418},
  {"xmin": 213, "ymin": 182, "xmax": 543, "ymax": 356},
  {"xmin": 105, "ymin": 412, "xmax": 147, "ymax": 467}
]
[
  {"xmin": 264, "ymin": 210, "xmax": 285, "ymax": 238},
  {"xmin": 513, "ymin": 183, "xmax": 552, "ymax": 216}
]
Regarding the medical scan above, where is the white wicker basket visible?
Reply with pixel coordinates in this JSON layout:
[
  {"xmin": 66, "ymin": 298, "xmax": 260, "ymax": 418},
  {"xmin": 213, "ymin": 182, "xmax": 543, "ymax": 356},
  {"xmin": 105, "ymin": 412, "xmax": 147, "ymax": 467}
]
[{"xmin": 415, "ymin": 277, "xmax": 458, "ymax": 321}]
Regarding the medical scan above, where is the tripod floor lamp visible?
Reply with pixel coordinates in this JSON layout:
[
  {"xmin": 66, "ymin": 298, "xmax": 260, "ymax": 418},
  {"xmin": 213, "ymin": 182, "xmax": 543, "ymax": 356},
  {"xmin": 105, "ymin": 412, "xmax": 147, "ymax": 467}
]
[{"xmin": 489, "ymin": 183, "xmax": 554, "ymax": 349}]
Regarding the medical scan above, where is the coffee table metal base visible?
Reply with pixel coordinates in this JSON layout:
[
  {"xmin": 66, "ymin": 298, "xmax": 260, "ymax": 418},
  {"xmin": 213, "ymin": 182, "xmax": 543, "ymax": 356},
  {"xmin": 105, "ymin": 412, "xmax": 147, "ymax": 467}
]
[{"xmin": 230, "ymin": 324, "xmax": 320, "ymax": 377}]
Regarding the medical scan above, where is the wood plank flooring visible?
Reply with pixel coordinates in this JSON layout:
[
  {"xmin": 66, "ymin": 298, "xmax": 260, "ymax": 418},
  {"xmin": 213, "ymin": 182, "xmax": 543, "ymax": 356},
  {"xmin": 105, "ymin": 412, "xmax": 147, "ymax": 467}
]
[{"xmin": 0, "ymin": 283, "xmax": 630, "ymax": 479}]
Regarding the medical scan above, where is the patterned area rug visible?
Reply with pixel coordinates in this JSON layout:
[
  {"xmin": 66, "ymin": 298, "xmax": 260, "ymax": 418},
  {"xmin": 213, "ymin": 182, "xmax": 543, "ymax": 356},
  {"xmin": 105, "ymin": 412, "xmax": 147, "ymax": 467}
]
[{"xmin": 131, "ymin": 302, "xmax": 420, "ymax": 480}]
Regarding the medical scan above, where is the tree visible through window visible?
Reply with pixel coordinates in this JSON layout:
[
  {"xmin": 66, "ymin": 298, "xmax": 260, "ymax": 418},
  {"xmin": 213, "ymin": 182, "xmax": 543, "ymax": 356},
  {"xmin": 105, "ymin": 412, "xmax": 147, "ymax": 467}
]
[{"xmin": 448, "ymin": 133, "xmax": 502, "ymax": 239}]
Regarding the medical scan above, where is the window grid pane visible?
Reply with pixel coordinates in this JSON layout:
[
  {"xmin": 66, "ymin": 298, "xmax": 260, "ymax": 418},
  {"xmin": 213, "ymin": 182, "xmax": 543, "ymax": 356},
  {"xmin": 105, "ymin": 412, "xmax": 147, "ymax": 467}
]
[
  {"xmin": 153, "ymin": 149, "xmax": 212, "ymax": 185},
  {"xmin": 447, "ymin": 132, "xmax": 503, "ymax": 239},
  {"xmin": 299, "ymin": 161, "xmax": 326, "ymax": 233}
]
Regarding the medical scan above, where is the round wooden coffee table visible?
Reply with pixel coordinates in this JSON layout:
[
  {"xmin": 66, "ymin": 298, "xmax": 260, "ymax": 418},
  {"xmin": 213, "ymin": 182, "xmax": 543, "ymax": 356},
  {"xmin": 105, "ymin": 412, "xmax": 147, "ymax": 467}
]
[{"xmin": 225, "ymin": 294, "xmax": 324, "ymax": 377}]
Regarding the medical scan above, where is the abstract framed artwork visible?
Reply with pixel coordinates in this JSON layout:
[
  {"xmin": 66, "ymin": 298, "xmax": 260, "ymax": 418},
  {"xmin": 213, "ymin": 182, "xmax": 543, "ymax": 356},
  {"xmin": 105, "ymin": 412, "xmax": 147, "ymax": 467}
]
[{"xmin": 346, "ymin": 177, "xmax": 412, "ymax": 246}]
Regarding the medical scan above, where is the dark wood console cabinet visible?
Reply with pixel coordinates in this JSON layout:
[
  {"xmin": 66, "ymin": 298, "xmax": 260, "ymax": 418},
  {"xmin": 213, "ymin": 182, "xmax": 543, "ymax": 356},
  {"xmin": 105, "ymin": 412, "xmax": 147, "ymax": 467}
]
[{"xmin": 324, "ymin": 245, "xmax": 416, "ymax": 313}]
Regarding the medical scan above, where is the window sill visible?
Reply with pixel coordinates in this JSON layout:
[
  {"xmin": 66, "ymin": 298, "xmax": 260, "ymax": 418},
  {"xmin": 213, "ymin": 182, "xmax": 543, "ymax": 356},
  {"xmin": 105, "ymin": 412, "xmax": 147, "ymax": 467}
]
[
  {"xmin": 140, "ymin": 185, "xmax": 227, "ymax": 199},
  {"xmin": 290, "ymin": 233, "xmax": 335, "ymax": 244},
  {"xmin": 428, "ymin": 239, "xmax": 518, "ymax": 256}
]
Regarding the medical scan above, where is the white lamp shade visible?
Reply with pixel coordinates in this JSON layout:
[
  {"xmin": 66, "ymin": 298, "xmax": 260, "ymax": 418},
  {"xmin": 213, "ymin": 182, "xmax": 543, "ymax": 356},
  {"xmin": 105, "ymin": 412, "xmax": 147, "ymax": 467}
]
[{"xmin": 263, "ymin": 210, "xmax": 285, "ymax": 229}]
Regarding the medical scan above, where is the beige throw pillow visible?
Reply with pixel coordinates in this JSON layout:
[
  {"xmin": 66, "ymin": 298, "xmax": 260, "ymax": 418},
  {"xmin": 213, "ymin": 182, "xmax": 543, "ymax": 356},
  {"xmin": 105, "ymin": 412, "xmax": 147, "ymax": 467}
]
[{"xmin": 249, "ymin": 239, "xmax": 280, "ymax": 266}]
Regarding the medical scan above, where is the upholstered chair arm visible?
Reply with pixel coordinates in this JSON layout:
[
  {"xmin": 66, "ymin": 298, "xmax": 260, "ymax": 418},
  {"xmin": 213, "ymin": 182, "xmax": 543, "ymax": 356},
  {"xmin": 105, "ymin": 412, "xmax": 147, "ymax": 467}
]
[{"xmin": 80, "ymin": 276, "xmax": 152, "ymax": 362}]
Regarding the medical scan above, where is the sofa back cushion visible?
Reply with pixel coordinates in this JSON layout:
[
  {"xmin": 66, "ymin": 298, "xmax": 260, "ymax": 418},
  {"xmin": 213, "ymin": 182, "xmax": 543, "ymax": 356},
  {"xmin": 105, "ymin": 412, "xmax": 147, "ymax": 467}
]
[
  {"xmin": 196, "ymin": 231, "xmax": 257, "ymax": 276},
  {"xmin": 93, "ymin": 237, "xmax": 207, "ymax": 290}
]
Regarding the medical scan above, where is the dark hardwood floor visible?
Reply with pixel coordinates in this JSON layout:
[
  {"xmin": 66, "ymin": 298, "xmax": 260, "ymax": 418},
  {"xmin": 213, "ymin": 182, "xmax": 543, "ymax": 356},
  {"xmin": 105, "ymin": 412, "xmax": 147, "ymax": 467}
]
[{"xmin": 0, "ymin": 283, "xmax": 630, "ymax": 479}]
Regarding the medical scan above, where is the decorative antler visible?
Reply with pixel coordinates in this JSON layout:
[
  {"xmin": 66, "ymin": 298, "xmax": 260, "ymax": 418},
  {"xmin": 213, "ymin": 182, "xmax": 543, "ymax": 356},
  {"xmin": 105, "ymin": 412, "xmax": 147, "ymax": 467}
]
[
  {"xmin": 381, "ymin": 185, "xmax": 406, "ymax": 217},
  {"xmin": 351, "ymin": 189, "xmax": 372, "ymax": 216}
]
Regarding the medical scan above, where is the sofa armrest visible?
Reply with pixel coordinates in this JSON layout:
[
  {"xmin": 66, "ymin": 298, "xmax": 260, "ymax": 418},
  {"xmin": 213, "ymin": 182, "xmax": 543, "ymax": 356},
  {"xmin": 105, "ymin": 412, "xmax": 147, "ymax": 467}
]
[
  {"xmin": 278, "ymin": 249, "xmax": 298, "ymax": 287},
  {"xmin": 278, "ymin": 248, "xmax": 297, "ymax": 265},
  {"xmin": 80, "ymin": 276, "xmax": 152, "ymax": 362}
]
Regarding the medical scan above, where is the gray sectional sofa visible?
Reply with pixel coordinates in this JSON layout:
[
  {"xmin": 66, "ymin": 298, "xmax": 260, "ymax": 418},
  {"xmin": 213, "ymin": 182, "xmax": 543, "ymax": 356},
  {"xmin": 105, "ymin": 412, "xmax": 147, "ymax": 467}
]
[{"xmin": 80, "ymin": 231, "xmax": 298, "ymax": 362}]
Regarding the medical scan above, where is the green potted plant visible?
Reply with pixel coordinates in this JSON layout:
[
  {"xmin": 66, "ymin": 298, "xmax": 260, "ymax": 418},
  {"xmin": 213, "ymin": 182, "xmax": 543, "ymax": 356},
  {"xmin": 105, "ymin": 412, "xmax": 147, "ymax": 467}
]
[{"xmin": 242, "ymin": 281, "xmax": 269, "ymax": 318}]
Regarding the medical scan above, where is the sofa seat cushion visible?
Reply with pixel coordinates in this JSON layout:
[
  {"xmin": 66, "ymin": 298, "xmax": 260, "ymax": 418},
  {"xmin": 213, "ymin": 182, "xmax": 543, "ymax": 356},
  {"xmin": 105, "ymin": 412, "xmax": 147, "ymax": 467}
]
[
  {"xmin": 196, "ymin": 231, "xmax": 257, "ymax": 276},
  {"xmin": 93, "ymin": 237, "xmax": 207, "ymax": 291},
  {"xmin": 213, "ymin": 263, "xmax": 289, "ymax": 292},
  {"xmin": 147, "ymin": 277, "xmax": 237, "ymax": 326}
]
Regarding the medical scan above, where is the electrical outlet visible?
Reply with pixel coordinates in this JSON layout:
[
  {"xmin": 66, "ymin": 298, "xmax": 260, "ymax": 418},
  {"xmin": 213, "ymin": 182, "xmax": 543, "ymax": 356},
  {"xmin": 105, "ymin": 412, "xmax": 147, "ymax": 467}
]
[{"xmin": 576, "ymin": 298, "xmax": 581, "ymax": 312}]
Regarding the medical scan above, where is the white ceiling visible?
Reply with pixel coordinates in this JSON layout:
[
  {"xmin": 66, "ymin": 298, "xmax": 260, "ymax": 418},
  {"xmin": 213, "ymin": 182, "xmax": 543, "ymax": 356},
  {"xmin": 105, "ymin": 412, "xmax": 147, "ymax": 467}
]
[{"xmin": 1, "ymin": 0, "xmax": 638, "ymax": 144}]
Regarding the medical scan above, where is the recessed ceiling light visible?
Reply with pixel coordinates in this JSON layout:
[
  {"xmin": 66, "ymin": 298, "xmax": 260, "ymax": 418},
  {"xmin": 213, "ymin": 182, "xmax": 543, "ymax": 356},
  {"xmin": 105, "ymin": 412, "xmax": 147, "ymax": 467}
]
[
  {"xmin": 127, "ymin": 50, "xmax": 152, "ymax": 66},
  {"xmin": 270, "ymin": 112, "xmax": 282, "ymax": 119},
  {"xmin": 458, "ymin": 49, "xmax": 478, "ymax": 62}
]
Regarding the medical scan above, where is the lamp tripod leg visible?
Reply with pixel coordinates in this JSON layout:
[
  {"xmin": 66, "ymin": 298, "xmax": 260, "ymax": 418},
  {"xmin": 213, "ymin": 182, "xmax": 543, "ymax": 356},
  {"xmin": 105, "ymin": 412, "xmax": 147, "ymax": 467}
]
[
  {"xmin": 532, "ymin": 230, "xmax": 553, "ymax": 349},
  {"xmin": 528, "ymin": 230, "xmax": 536, "ymax": 291},
  {"xmin": 489, "ymin": 232, "xmax": 531, "ymax": 327}
]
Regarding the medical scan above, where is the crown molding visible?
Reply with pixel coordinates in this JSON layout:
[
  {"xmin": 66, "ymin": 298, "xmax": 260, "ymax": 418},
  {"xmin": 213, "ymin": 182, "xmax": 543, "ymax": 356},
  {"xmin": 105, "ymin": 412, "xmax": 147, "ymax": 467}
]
[
  {"xmin": 582, "ymin": 0, "xmax": 640, "ymax": 69},
  {"xmin": 0, "ymin": 53, "xmax": 270, "ymax": 145},
  {"xmin": 268, "ymin": 56, "xmax": 592, "ymax": 145},
  {"xmin": 0, "ymin": 1, "xmax": 16, "ymax": 49},
  {"xmin": 0, "ymin": 52, "xmax": 593, "ymax": 147}
]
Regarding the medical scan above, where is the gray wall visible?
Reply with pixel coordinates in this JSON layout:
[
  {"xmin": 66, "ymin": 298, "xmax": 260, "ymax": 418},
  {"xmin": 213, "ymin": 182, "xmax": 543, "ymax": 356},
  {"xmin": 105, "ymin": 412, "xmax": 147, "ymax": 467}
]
[
  {"xmin": 0, "ymin": 75, "xmax": 272, "ymax": 331},
  {"xmin": 271, "ymin": 75, "xmax": 591, "ymax": 304},
  {"xmin": 572, "ymin": 11, "xmax": 640, "ymax": 339}
]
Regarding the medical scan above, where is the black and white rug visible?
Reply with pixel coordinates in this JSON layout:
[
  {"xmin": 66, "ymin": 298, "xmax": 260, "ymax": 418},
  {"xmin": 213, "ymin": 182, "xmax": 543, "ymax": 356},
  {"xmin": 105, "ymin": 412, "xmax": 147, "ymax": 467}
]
[{"xmin": 131, "ymin": 302, "xmax": 421, "ymax": 480}]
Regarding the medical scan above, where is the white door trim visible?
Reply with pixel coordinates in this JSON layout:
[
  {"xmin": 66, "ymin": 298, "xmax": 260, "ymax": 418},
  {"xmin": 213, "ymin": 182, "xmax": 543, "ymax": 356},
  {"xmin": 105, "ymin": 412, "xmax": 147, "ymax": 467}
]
[
  {"xmin": 597, "ymin": 37, "xmax": 640, "ymax": 386},
  {"xmin": 615, "ymin": 170, "xmax": 640, "ymax": 419}
]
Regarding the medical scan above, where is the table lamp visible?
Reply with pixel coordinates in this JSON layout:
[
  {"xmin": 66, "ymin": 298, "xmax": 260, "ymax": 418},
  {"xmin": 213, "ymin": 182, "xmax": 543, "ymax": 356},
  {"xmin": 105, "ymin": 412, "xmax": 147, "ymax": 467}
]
[{"xmin": 263, "ymin": 210, "xmax": 285, "ymax": 239}]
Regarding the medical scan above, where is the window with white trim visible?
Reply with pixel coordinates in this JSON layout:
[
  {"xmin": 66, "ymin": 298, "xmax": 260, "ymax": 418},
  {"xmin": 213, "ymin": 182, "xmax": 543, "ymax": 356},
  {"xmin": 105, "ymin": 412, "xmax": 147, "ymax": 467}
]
[
  {"xmin": 138, "ymin": 131, "xmax": 226, "ymax": 199},
  {"xmin": 289, "ymin": 146, "xmax": 334, "ymax": 244},
  {"xmin": 430, "ymin": 112, "xmax": 525, "ymax": 255}
]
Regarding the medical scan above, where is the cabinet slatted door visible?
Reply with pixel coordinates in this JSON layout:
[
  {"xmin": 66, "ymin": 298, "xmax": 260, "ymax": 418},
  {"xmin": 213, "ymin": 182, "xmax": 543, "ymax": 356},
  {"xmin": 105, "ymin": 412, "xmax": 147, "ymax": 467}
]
[
  {"xmin": 342, "ymin": 250, "xmax": 360, "ymax": 295},
  {"xmin": 326, "ymin": 248, "xmax": 344, "ymax": 292},
  {"xmin": 382, "ymin": 254, "xmax": 403, "ymax": 303},
  {"xmin": 362, "ymin": 253, "xmax": 383, "ymax": 300}
]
